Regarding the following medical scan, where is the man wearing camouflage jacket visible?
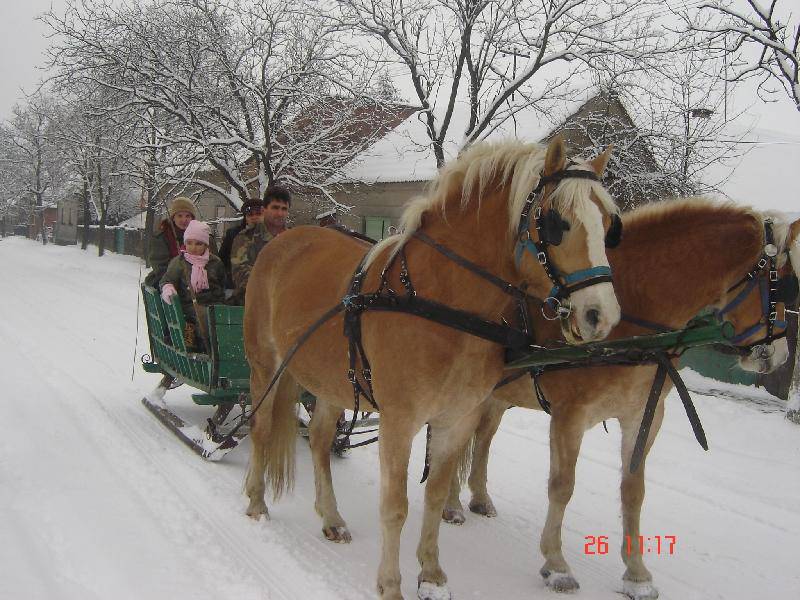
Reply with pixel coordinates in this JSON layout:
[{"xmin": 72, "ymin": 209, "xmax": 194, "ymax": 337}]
[{"xmin": 229, "ymin": 185, "xmax": 291, "ymax": 305}]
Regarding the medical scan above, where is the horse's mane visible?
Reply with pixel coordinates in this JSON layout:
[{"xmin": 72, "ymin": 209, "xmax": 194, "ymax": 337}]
[
  {"xmin": 365, "ymin": 139, "xmax": 617, "ymax": 269},
  {"xmin": 623, "ymin": 197, "xmax": 792, "ymax": 267}
]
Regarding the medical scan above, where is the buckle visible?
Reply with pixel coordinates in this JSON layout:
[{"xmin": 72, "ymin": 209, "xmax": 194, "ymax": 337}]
[
  {"xmin": 769, "ymin": 311, "xmax": 777, "ymax": 322},
  {"xmin": 542, "ymin": 297, "xmax": 571, "ymax": 321},
  {"xmin": 757, "ymin": 258, "xmax": 768, "ymax": 269},
  {"xmin": 363, "ymin": 368, "xmax": 372, "ymax": 382},
  {"xmin": 534, "ymin": 206, "xmax": 542, "ymax": 219},
  {"xmin": 770, "ymin": 270, "xmax": 778, "ymax": 281},
  {"xmin": 347, "ymin": 368, "xmax": 356, "ymax": 383},
  {"xmin": 537, "ymin": 251, "xmax": 547, "ymax": 265}
]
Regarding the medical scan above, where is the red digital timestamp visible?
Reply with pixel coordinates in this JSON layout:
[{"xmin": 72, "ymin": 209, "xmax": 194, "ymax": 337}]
[{"xmin": 584, "ymin": 535, "xmax": 677, "ymax": 555}]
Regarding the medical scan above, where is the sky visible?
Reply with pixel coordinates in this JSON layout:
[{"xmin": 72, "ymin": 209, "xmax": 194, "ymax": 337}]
[{"xmin": 1, "ymin": 0, "xmax": 798, "ymax": 210}]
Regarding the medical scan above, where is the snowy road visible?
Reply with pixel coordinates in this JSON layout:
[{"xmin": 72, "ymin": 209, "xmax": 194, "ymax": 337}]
[{"xmin": 1, "ymin": 236, "xmax": 799, "ymax": 600}]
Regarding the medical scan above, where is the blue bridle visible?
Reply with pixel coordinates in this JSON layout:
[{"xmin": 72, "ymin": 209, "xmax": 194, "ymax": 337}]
[
  {"xmin": 515, "ymin": 168, "xmax": 616, "ymax": 319},
  {"xmin": 714, "ymin": 219, "xmax": 796, "ymax": 351}
]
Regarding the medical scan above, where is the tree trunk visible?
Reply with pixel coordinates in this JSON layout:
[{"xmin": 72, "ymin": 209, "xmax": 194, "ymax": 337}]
[
  {"xmin": 81, "ymin": 177, "xmax": 90, "ymax": 250},
  {"xmin": 98, "ymin": 209, "xmax": 107, "ymax": 257}
]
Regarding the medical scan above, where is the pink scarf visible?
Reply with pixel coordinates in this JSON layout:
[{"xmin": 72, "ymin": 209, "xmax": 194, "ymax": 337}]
[{"xmin": 183, "ymin": 249, "xmax": 210, "ymax": 293}]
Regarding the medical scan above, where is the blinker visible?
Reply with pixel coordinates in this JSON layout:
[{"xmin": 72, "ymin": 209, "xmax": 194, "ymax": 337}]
[
  {"xmin": 605, "ymin": 214, "xmax": 623, "ymax": 248},
  {"xmin": 540, "ymin": 209, "xmax": 570, "ymax": 246},
  {"xmin": 775, "ymin": 274, "xmax": 800, "ymax": 305}
]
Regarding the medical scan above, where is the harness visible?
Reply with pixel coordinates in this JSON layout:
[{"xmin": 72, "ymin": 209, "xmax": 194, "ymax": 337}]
[{"xmin": 210, "ymin": 165, "xmax": 617, "ymax": 457}]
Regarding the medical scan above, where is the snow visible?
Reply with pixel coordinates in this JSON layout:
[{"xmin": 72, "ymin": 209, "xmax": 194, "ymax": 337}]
[{"xmin": 2, "ymin": 235, "xmax": 800, "ymax": 599}]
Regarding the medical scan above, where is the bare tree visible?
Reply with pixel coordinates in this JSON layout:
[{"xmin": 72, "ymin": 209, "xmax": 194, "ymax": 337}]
[
  {"xmin": 695, "ymin": 0, "xmax": 799, "ymax": 112},
  {"xmin": 0, "ymin": 95, "xmax": 66, "ymax": 245},
  {"xmin": 334, "ymin": 0, "xmax": 661, "ymax": 166},
  {"xmin": 43, "ymin": 0, "xmax": 395, "ymax": 214}
]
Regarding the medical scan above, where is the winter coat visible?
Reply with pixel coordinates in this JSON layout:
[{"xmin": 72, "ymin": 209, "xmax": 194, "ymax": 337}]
[
  {"xmin": 144, "ymin": 218, "xmax": 219, "ymax": 288},
  {"xmin": 218, "ymin": 219, "xmax": 246, "ymax": 288},
  {"xmin": 159, "ymin": 253, "xmax": 226, "ymax": 322},
  {"xmin": 228, "ymin": 222, "xmax": 275, "ymax": 305}
]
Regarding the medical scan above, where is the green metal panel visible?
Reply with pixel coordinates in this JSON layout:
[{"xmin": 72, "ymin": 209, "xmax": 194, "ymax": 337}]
[{"xmin": 678, "ymin": 347, "xmax": 758, "ymax": 386}]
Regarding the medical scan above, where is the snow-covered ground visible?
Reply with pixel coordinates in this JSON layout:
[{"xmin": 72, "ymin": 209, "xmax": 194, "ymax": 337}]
[{"xmin": 2, "ymin": 235, "xmax": 799, "ymax": 600}]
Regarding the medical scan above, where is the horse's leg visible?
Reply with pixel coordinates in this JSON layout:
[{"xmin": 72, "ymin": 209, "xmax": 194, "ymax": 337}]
[
  {"xmin": 441, "ymin": 466, "xmax": 466, "ymax": 525},
  {"xmin": 467, "ymin": 400, "xmax": 508, "ymax": 517},
  {"xmin": 539, "ymin": 410, "xmax": 585, "ymax": 592},
  {"xmin": 377, "ymin": 415, "xmax": 417, "ymax": 600},
  {"xmin": 617, "ymin": 403, "xmax": 665, "ymax": 600},
  {"xmin": 309, "ymin": 399, "xmax": 351, "ymax": 543},
  {"xmin": 418, "ymin": 409, "xmax": 483, "ymax": 599},
  {"xmin": 244, "ymin": 356, "xmax": 275, "ymax": 519}
]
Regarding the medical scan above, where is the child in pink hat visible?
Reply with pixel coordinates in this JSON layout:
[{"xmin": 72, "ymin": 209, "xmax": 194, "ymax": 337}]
[{"xmin": 160, "ymin": 221, "xmax": 226, "ymax": 351}]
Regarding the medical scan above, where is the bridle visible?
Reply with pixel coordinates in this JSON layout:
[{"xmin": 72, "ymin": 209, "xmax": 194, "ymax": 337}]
[
  {"xmin": 515, "ymin": 165, "xmax": 622, "ymax": 320},
  {"xmin": 622, "ymin": 218, "xmax": 798, "ymax": 355},
  {"xmin": 716, "ymin": 218, "xmax": 798, "ymax": 356}
]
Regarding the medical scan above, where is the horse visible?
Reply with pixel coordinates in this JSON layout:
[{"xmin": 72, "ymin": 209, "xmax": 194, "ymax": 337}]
[
  {"xmin": 242, "ymin": 137, "xmax": 621, "ymax": 600},
  {"xmin": 439, "ymin": 199, "xmax": 800, "ymax": 600}
]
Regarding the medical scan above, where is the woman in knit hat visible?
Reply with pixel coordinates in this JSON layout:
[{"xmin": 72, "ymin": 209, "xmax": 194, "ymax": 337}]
[
  {"xmin": 144, "ymin": 196, "xmax": 203, "ymax": 287},
  {"xmin": 159, "ymin": 220, "xmax": 226, "ymax": 351}
]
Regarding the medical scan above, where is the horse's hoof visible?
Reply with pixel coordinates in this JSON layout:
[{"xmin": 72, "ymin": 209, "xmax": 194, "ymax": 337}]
[
  {"xmin": 468, "ymin": 499, "xmax": 497, "ymax": 517},
  {"xmin": 541, "ymin": 568, "xmax": 580, "ymax": 593},
  {"xmin": 418, "ymin": 581, "xmax": 451, "ymax": 600},
  {"xmin": 322, "ymin": 525, "xmax": 352, "ymax": 543},
  {"xmin": 245, "ymin": 501, "xmax": 269, "ymax": 520},
  {"xmin": 623, "ymin": 580, "xmax": 659, "ymax": 600},
  {"xmin": 441, "ymin": 507, "xmax": 466, "ymax": 525}
]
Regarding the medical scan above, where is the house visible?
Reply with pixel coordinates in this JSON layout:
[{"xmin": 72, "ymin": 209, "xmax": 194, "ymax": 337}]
[
  {"xmin": 54, "ymin": 193, "xmax": 81, "ymax": 245},
  {"xmin": 325, "ymin": 88, "xmax": 668, "ymax": 238}
]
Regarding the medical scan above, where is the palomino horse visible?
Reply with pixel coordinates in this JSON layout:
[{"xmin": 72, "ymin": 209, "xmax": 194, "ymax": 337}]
[
  {"xmin": 441, "ymin": 200, "xmax": 800, "ymax": 599},
  {"xmin": 243, "ymin": 137, "xmax": 621, "ymax": 600}
]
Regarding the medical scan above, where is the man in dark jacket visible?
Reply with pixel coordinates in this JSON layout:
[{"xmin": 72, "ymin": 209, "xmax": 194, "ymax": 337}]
[{"xmin": 219, "ymin": 198, "xmax": 263, "ymax": 288}]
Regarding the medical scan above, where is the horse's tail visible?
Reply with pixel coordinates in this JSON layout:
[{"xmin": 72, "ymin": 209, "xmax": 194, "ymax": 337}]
[
  {"xmin": 456, "ymin": 433, "xmax": 476, "ymax": 488},
  {"xmin": 263, "ymin": 369, "xmax": 299, "ymax": 500}
]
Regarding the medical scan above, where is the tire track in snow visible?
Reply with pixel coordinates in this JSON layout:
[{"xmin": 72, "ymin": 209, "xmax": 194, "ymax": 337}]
[{"xmin": 0, "ymin": 318, "xmax": 373, "ymax": 600}]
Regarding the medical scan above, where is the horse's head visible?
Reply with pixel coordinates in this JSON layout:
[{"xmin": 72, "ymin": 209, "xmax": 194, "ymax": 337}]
[
  {"xmin": 718, "ymin": 215, "xmax": 800, "ymax": 374},
  {"xmin": 514, "ymin": 137, "xmax": 621, "ymax": 343}
]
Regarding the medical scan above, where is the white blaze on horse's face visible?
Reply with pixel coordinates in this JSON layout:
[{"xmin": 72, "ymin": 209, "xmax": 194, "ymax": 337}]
[
  {"xmin": 556, "ymin": 200, "xmax": 621, "ymax": 343},
  {"xmin": 570, "ymin": 203, "xmax": 621, "ymax": 342}
]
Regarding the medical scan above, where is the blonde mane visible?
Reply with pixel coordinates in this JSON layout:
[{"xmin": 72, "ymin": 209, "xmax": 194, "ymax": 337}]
[{"xmin": 364, "ymin": 140, "xmax": 618, "ymax": 269}]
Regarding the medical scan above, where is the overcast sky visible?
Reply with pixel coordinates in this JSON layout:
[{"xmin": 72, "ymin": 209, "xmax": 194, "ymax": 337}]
[{"xmin": 1, "ymin": 0, "xmax": 798, "ymax": 211}]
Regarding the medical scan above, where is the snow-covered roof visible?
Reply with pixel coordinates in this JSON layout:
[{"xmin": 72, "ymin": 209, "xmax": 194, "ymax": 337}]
[
  {"xmin": 117, "ymin": 210, "xmax": 148, "ymax": 230},
  {"xmin": 336, "ymin": 88, "xmax": 604, "ymax": 184}
]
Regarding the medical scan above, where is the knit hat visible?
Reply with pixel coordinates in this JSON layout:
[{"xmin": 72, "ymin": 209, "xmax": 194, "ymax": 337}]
[
  {"xmin": 184, "ymin": 220, "xmax": 210, "ymax": 245},
  {"xmin": 169, "ymin": 197, "xmax": 198, "ymax": 219}
]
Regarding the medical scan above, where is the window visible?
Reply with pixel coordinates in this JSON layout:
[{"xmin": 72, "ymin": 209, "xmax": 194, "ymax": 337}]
[{"xmin": 364, "ymin": 216, "xmax": 393, "ymax": 240}]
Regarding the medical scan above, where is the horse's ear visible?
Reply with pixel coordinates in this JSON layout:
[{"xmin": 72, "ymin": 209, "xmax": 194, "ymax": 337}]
[
  {"xmin": 589, "ymin": 145, "xmax": 614, "ymax": 176},
  {"xmin": 543, "ymin": 135, "xmax": 567, "ymax": 177}
]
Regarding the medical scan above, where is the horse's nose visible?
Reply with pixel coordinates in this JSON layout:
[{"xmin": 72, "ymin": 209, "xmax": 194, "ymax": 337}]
[{"xmin": 585, "ymin": 308, "xmax": 600, "ymax": 329}]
